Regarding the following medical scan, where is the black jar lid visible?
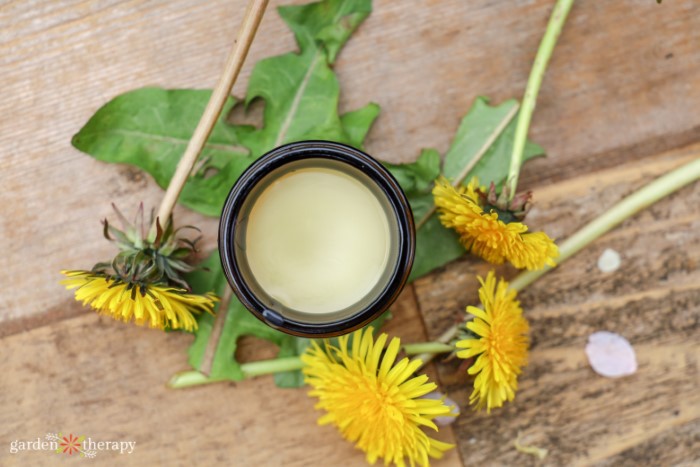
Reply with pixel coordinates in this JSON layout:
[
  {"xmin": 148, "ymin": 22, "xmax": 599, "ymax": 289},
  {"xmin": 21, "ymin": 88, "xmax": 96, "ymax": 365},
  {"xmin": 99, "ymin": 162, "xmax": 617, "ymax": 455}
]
[{"xmin": 218, "ymin": 140, "xmax": 415, "ymax": 338}]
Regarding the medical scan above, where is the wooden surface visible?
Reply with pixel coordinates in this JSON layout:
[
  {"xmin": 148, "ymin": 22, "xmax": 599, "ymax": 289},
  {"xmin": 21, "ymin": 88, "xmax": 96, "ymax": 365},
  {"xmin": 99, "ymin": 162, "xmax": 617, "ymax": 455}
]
[{"xmin": 1, "ymin": 0, "xmax": 699, "ymax": 465}]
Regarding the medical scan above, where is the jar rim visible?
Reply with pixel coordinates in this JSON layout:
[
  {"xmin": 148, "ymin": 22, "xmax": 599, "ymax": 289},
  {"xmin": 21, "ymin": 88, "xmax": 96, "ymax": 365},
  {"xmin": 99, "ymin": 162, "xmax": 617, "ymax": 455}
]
[{"xmin": 218, "ymin": 140, "xmax": 415, "ymax": 338}]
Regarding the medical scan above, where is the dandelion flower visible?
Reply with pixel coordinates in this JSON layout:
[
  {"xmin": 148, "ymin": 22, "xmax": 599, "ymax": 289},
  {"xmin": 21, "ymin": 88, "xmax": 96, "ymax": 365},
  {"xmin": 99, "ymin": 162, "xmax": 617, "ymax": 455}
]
[
  {"xmin": 61, "ymin": 270, "xmax": 216, "ymax": 332},
  {"xmin": 302, "ymin": 327, "xmax": 455, "ymax": 466},
  {"xmin": 60, "ymin": 206, "xmax": 216, "ymax": 332},
  {"xmin": 456, "ymin": 271, "xmax": 529, "ymax": 412},
  {"xmin": 432, "ymin": 177, "xmax": 558, "ymax": 270}
]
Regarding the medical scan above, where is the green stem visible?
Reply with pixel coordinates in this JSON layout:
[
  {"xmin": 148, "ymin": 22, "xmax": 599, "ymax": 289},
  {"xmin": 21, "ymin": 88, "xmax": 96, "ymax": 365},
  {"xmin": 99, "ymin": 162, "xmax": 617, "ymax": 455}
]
[
  {"xmin": 418, "ymin": 156, "xmax": 700, "ymax": 367},
  {"xmin": 168, "ymin": 342, "xmax": 458, "ymax": 389},
  {"xmin": 168, "ymin": 371, "xmax": 228, "ymax": 389},
  {"xmin": 241, "ymin": 356, "xmax": 305, "ymax": 377},
  {"xmin": 509, "ymin": 157, "xmax": 700, "ymax": 292},
  {"xmin": 507, "ymin": 0, "xmax": 575, "ymax": 200},
  {"xmin": 169, "ymin": 356, "xmax": 304, "ymax": 389},
  {"xmin": 403, "ymin": 342, "xmax": 454, "ymax": 356},
  {"xmin": 410, "ymin": 326, "xmax": 464, "ymax": 368}
]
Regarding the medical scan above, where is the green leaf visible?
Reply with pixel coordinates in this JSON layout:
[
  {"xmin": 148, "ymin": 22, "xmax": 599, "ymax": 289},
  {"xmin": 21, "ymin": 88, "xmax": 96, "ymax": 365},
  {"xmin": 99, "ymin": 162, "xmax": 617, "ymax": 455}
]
[
  {"xmin": 273, "ymin": 337, "xmax": 312, "ymax": 388},
  {"xmin": 384, "ymin": 148, "xmax": 441, "ymax": 204},
  {"xmin": 236, "ymin": 0, "xmax": 374, "ymax": 158},
  {"xmin": 410, "ymin": 215, "xmax": 463, "ymax": 281},
  {"xmin": 72, "ymin": 0, "xmax": 376, "ymax": 218},
  {"xmin": 340, "ymin": 102, "xmax": 380, "ymax": 150},
  {"xmin": 72, "ymin": 88, "xmax": 252, "ymax": 216},
  {"xmin": 443, "ymin": 96, "xmax": 544, "ymax": 189},
  {"xmin": 278, "ymin": 0, "xmax": 372, "ymax": 64}
]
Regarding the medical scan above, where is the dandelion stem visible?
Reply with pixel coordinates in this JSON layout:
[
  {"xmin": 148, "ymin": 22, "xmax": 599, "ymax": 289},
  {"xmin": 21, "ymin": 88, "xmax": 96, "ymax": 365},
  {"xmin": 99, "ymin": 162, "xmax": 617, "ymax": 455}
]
[
  {"xmin": 506, "ymin": 0, "xmax": 575, "ymax": 200},
  {"xmin": 168, "ymin": 356, "xmax": 304, "ymax": 389},
  {"xmin": 168, "ymin": 370, "xmax": 228, "ymax": 388},
  {"xmin": 403, "ymin": 342, "xmax": 454, "ymax": 356},
  {"xmin": 169, "ymin": 342, "xmax": 459, "ymax": 388},
  {"xmin": 150, "ymin": 0, "xmax": 269, "ymax": 235},
  {"xmin": 410, "ymin": 325, "xmax": 463, "ymax": 368},
  {"xmin": 509, "ymin": 156, "xmax": 700, "ymax": 292},
  {"xmin": 417, "ymin": 155, "xmax": 700, "ymax": 368},
  {"xmin": 241, "ymin": 356, "xmax": 305, "ymax": 377}
]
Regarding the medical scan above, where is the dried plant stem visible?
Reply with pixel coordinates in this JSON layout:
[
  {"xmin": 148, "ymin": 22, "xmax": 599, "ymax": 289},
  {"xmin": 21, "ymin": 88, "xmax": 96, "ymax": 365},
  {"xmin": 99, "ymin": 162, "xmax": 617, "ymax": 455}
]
[
  {"xmin": 198, "ymin": 287, "xmax": 233, "ymax": 376},
  {"xmin": 414, "ymin": 156, "xmax": 700, "ymax": 368},
  {"xmin": 415, "ymin": 104, "xmax": 519, "ymax": 231},
  {"xmin": 151, "ymin": 0, "xmax": 269, "ymax": 233},
  {"xmin": 506, "ymin": 0, "xmax": 575, "ymax": 200}
]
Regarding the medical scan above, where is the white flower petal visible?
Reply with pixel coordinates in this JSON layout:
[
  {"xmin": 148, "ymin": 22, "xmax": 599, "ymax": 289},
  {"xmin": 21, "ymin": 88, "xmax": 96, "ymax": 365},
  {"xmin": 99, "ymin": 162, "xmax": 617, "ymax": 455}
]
[{"xmin": 597, "ymin": 248, "xmax": 621, "ymax": 273}]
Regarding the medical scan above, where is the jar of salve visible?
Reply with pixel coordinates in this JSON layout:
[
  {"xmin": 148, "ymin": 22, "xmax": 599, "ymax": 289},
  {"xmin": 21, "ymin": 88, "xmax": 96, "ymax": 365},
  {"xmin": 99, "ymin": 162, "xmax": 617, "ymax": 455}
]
[{"xmin": 219, "ymin": 141, "xmax": 415, "ymax": 337}]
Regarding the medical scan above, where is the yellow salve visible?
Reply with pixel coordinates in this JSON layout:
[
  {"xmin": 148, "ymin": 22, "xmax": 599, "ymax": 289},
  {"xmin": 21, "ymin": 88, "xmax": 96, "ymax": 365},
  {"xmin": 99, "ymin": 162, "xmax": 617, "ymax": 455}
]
[{"xmin": 245, "ymin": 167, "xmax": 391, "ymax": 314}]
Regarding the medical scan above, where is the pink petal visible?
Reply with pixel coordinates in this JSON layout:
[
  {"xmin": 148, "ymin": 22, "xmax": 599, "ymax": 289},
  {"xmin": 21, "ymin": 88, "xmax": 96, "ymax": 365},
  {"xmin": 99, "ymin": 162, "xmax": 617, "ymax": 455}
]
[{"xmin": 585, "ymin": 331, "xmax": 638, "ymax": 378}]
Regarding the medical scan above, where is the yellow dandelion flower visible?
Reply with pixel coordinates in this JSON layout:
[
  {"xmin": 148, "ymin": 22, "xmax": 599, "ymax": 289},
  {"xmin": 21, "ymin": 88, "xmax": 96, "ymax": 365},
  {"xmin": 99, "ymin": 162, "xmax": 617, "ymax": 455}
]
[
  {"xmin": 455, "ymin": 271, "xmax": 529, "ymax": 412},
  {"xmin": 432, "ymin": 177, "xmax": 558, "ymax": 270},
  {"xmin": 302, "ymin": 327, "xmax": 455, "ymax": 467},
  {"xmin": 60, "ymin": 270, "xmax": 217, "ymax": 332}
]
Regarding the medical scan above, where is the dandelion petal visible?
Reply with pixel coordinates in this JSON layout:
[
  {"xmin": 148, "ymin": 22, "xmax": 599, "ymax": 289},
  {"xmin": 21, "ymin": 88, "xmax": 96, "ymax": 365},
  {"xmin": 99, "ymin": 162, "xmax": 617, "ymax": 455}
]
[{"xmin": 585, "ymin": 331, "xmax": 637, "ymax": 378}]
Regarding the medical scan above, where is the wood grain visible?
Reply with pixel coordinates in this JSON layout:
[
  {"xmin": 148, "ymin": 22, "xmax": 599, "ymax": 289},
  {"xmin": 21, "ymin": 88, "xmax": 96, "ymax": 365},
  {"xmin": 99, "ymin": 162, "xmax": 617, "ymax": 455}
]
[{"xmin": 1, "ymin": 0, "xmax": 699, "ymax": 465}]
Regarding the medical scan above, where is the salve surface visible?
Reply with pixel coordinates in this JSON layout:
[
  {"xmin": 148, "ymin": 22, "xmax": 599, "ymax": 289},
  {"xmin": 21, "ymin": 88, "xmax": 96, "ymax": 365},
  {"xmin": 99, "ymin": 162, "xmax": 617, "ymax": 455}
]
[{"xmin": 245, "ymin": 167, "xmax": 391, "ymax": 314}]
